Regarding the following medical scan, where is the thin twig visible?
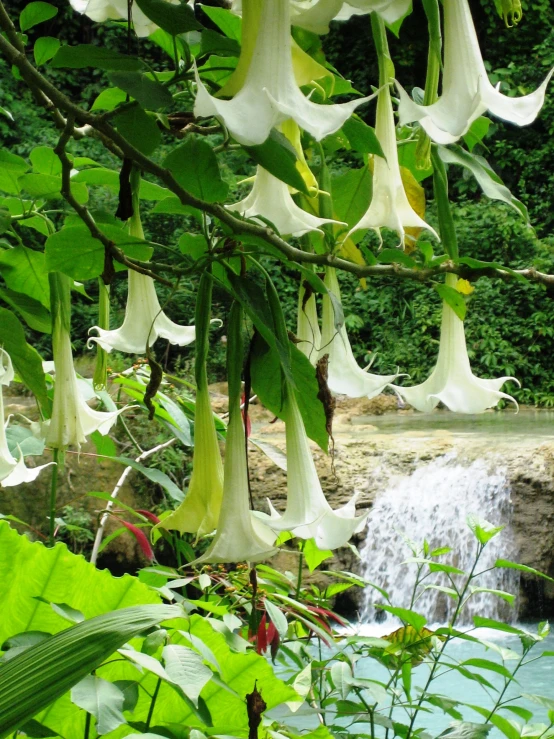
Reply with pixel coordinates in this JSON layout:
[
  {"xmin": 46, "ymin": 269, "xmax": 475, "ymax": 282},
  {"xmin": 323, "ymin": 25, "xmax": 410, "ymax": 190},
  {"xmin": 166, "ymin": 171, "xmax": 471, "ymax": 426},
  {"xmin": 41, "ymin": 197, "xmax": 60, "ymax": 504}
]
[{"xmin": 89, "ymin": 437, "xmax": 176, "ymax": 565}]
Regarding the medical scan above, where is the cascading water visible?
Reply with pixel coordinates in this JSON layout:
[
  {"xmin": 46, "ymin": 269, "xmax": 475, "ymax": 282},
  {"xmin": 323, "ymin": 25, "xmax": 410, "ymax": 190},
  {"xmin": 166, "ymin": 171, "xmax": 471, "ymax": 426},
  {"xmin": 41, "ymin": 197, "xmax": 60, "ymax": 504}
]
[{"xmin": 360, "ymin": 453, "xmax": 519, "ymax": 625}]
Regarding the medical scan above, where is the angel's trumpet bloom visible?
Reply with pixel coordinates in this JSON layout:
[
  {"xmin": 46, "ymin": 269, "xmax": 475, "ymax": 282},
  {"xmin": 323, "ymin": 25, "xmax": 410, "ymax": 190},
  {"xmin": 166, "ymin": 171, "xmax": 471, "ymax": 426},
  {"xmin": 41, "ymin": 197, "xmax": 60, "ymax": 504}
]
[
  {"xmin": 194, "ymin": 0, "xmax": 375, "ymax": 146},
  {"xmin": 228, "ymin": 166, "xmax": 340, "ymax": 236},
  {"xmin": 0, "ymin": 350, "xmax": 53, "ymax": 487},
  {"xmin": 396, "ymin": 0, "xmax": 554, "ymax": 144},
  {"xmin": 297, "ymin": 282, "xmax": 321, "ymax": 365},
  {"xmin": 392, "ymin": 277, "xmax": 519, "ymax": 413},
  {"xmin": 319, "ymin": 268, "xmax": 399, "ymax": 397},
  {"xmin": 193, "ymin": 303, "xmax": 278, "ymax": 564},
  {"xmin": 155, "ymin": 274, "xmax": 224, "ymax": 539},
  {"xmin": 89, "ymin": 205, "xmax": 195, "ymax": 354},
  {"xmin": 46, "ymin": 274, "xmax": 128, "ymax": 451},
  {"xmin": 290, "ymin": 0, "xmax": 411, "ymax": 33},
  {"xmin": 69, "ymin": 0, "xmax": 182, "ymax": 36},
  {"xmin": 348, "ymin": 83, "xmax": 438, "ymax": 245},
  {"xmin": 263, "ymin": 382, "xmax": 368, "ymax": 550}
]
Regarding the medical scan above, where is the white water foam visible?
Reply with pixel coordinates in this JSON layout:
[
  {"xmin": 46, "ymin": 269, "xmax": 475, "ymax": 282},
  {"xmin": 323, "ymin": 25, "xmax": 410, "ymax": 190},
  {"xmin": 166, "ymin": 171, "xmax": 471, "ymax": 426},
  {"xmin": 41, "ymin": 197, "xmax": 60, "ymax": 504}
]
[{"xmin": 360, "ymin": 453, "xmax": 519, "ymax": 625}]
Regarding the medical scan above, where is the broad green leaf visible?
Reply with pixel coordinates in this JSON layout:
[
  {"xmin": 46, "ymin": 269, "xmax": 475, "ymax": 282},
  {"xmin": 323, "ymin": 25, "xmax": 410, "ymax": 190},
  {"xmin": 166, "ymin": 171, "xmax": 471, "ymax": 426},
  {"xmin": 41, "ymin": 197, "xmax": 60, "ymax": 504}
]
[
  {"xmin": 243, "ymin": 130, "xmax": 308, "ymax": 195},
  {"xmin": 463, "ymin": 117, "xmax": 491, "ymax": 153},
  {"xmin": 5, "ymin": 425, "xmax": 45, "ymax": 457},
  {"xmin": 20, "ymin": 1, "xmax": 57, "ymax": 31},
  {"xmin": 495, "ymin": 559, "xmax": 554, "ymax": 583},
  {"xmin": 51, "ymin": 45, "xmax": 144, "ymax": 71},
  {"xmin": 330, "ymin": 662, "xmax": 352, "ymax": 700},
  {"xmin": 342, "ymin": 116, "xmax": 384, "ymax": 158},
  {"xmin": 0, "ymin": 150, "xmax": 29, "ymax": 195},
  {"xmin": 18, "ymin": 173, "xmax": 88, "ymax": 204},
  {"xmin": 108, "ymin": 72, "xmax": 173, "ymax": 110},
  {"xmin": 134, "ymin": 0, "xmax": 202, "ymax": 34},
  {"xmin": 398, "ymin": 141, "xmax": 433, "ymax": 182},
  {"xmin": 72, "ymin": 168, "xmax": 170, "ymax": 201},
  {"xmin": 375, "ymin": 605, "xmax": 427, "ymax": 631},
  {"xmin": 472, "ymin": 617, "xmax": 525, "ymax": 635},
  {"xmin": 331, "ymin": 166, "xmax": 372, "ymax": 237},
  {"xmin": 438, "ymin": 721, "xmax": 493, "ymax": 739},
  {"xmin": 0, "ymin": 309, "xmax": 48, "ymax": 411},
  {"xmin": 438, "ymin": 145, "xmax": 528, "ymax": 221},
  {"xmin": 0, "ymin": 604, "xmax": 180, "ymax": 739},
  {"xmin": 70, "ymin": 676, "xmax": 126, "ymax": 735},
  {"xmin": 302, "ymin": 538, "xmax": 333, "ymax": 573},
  {"xmin": 91, "ymin": 87, "xmax": 127, "ymax": 112},
  {"xmin": 152, "ymin": 196, "xmax": 202, "ymax": 221},
  {"xmin": 164, "ymin": 138, "xmax": 229, "ymax": 203},
  {"xmin": 461, "ymin": 658, "xmax": 514, "ymax": 679},
  {"xmin": 378, "ymin": 248, "xmax": 418, "ymax": 268},
  {"xmin": 112, "ymin": 458, "xmax": 185, "ymax": 503},
  {"xmin": 456, "ymin": 256, "xmax": 527, "ymax": 283},
  {"xmin": 200, "ymin": 4, "xmax": 241, "ymax": 40},
  {"xmin": 467, "ymin": 515, "xmax": 504, "ymax": 544},
  {"xmin": 34, "ymin": 36, "xmax": 60, "ymax": 66},
  {"xmin": 264, "ymin": 600, "xmax": 288, "ymax": 640},
  {"xmin": 115, "ymin": 106, "xmax": 161, "ymax": 156},
  {"xmin": 200, "ymin": 28, "xmax": 241, "ymax": 57},
  {"xmin": 435, "ymin": 283, "xmax": 467, "ymax": 321},
  {"xmin": 0, "ymin": 245, "xmax": 50, "ymax": 308},
  {"xmin": 468, "ymin": 708, "xmax": 519, "ymax": 739},
  {"xmin": 162, "ymin": 645, "xmax": 212, "ymax": 706},
  {"xmin": 0, "ymin": 287, "xmax": 51, "ymax": 333},
  {"xmin": 30, "ymin": 147, "xmax": 61, "ymax": 176}
]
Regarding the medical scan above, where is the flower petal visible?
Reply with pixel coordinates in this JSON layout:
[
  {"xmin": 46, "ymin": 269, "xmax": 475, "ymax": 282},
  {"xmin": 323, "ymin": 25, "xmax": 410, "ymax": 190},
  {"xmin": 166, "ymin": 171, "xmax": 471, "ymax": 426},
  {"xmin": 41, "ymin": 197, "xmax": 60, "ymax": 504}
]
[
  {"xmin": 0, "ymin": 454, "xmax": 54, "ymax": 488},
  {"xmin": 297, "ymin": 282, "xmax": 321, "ymax": 365}
]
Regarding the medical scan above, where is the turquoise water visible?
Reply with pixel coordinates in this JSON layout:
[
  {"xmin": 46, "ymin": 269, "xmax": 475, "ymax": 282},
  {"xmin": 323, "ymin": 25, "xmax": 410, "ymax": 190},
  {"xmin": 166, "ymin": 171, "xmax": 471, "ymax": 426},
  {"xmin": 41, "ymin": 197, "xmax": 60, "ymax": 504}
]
[{"xmin": 270, "ymin": 627, "xmax": 554, "ymax": 736}]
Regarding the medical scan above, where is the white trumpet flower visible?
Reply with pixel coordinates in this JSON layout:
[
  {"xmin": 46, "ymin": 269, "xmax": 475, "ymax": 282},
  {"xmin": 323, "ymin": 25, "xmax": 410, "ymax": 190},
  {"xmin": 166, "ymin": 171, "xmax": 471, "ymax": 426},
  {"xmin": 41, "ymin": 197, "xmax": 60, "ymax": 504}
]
[
  {"xmin": 0, "ymin": 350, "xmax": 53, "ymax": 487},
  {"xmin": 46, "ymin": 274, "xmax": 128, "ymax": 451},
  {"xmin": 392, "ymin": 280, "xmax": 519, "ymax": 413},
  {"xmin": 349, "ymin": 84, "xmax": 438, "ymax": 244},
  {"xmin": 69, "ymin": 0, "xmax": 183, "ymax": 37},
  {"xmin": 228, "ymin": 166, "xmax": 341, "ymax": 237},
  {"xmin": 320, "ymin": 268, "xmax": 399, "ymax": 397},
  {"xmin": 290, "ymin": 0, "xmax": 411, "ymax": 33},
  {"xmin": 194, "ymin": 0, "xmax": 375, "ymax": 146},
  {"xmin": 297, "ymin": 283, "xmax": 321, "ymax": 365},
  {"xmin": 263, "ymin": 384, "xmax": 368, "ymax": 550},
  {"xmin": 89, "ymin": 270, "xmax": 196, "ymax": 354},
  {"xmin": 193, "ymin": 304, "xmax": 278, "ymax": 564},
  {"xmin": 396, "ymin": 0, "xmax": 554, "ymax": 144}
]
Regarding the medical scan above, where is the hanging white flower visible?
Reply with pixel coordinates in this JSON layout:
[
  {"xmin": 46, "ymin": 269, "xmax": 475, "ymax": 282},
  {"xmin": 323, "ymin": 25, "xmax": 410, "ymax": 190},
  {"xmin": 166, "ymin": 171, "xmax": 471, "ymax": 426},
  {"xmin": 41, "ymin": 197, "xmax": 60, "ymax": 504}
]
[
  {"xmin": 45, "ymin": 274, "xmax": 129, "ymax": 451},
  {"xmin": 194, "ymin": 0, "xmax": 376, "ymax": 146},
  {"xmin": 192, "ymin": 304, "xmax": 278, "ymax": 564},
  {"xmin": 296, "ymin": 282, "xmax": 321, "ymax": 365},
  {"xmin": 392, "ymin": 279, "xmax": 520, "ymax": 413},
  {"xmin": 68, "ymin": 0, "xmax": 185, "ymax": 37},
  {"xmin": 396, "ymin": 0, "xmax": 554, "ymax": 144},
  {"xmin": 348, "ymin": 83, "xmax": 438, "ymax": 245},
  {"xmin": 0, "ymin": 349, "xmax": 54, "ymax": 488},
  {"xmin": 88, "ymin": 270, "xmax": 196, "ymax": 354},
  {"xmin": 228, "ymin": 167, "xmax": 341, "ymax": 237},
  {"xmin": 319, "ymin": 267, "xmax": 399, "ymax": 397},
  {"xmin": 262, "ymin": 384, "xmax": 368, "ymax": 550},
  {"xmin": 290, "ymin": 0, "xmax": 410, "ymax": 33}
]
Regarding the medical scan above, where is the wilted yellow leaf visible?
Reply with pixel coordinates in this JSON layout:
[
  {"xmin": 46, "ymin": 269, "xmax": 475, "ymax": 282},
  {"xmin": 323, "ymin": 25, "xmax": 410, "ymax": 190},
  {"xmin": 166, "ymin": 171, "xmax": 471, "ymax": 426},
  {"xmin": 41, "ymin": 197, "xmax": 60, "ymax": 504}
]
[{"xmin": 339, "ymin": 235, "xmax": 367, "ymax": 289}]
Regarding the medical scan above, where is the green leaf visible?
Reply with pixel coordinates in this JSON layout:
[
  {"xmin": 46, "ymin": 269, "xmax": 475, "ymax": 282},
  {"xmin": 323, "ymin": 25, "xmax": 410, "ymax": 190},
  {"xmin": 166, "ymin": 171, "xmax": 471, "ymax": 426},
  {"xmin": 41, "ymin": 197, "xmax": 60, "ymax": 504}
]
[
  {"xmin": 30, "ymin": 146, "xmax": 61, "ymax": 175},
  {"xmin": 0, "ymin": 309, "xmax": 48, "ymax": 412},
  {"xmin": 91, "ymin": 87, "xmax": 127, "ymax": 112},
  {"xmin": 461, "ymin": 658, "xmax": 514, "ymax": 679},
  {"xmin": 70, "ymin": 676, "xmax": 126, "ymax": 735},
  {"xmin": 162, "ymin": 645, "xmax": 212, "ymax": 707},
  {"xmin": 398, "ymin": 141, "xmax": 433, "ymax": 182},
  {"xmin": 115, "ymin": 106, "xmax": 161, "ymax": 156},
  {"xmin": 264, "ymin": 600, "xmax": 288, "ymax": 639},
  {"xmin": 456, "ymin": 256, "xmax": 527, "ymax": 283},
  {"xmin": 0, "ymin": 604, "xmax": 180, "ymax": 739},
  {"xmin": 51, "ymin": 45, "xmax": 144, "ymax": 71},
  {"xmin": 243, "ymin": 130, "xmax": 308, "ymax": 195},
  {"xmin": 0, "ymin": 150, "xmax": 29, "ymax": 195},
  {"xmin": 17, "ymin": 720, "xmax": 59, "ymax": 738},
  {"xmin": 495, "ymin": 559, "xmax": 554, "ymax": 583},
  {"xmin": 134, "ymin": 0, "xmax": 202, "ymax": 34},
  {"xmin": 34, "ymin": 36, "xmax": 60, "ymax": 66},
  {"xmin": 378, "ymin": 249, "xmax": 418, "ymax": 268},
  {"xmin": 435, "ymin": 283, "xmax": 467, "ymax": 321},
  {"xmin": 71, "ymin": 168, "xmax": 170, "ymax": 200},
  {"xmin": 463, "ymin": 117, "xmax": 491, "ymax": 153},
  {"xmin": 438, "ymin": 145, "xmax": 528, "ymax": 221},
  {"xmin": 18, "ymin": 173, "xmax": 88, "ymax": 204},
  {"xmin": 467, "ymin": 515, "xmax": 504, "ymax": 545},
  {"xmin": 200, "ymin": 28, "xmax": 241, "ymax": 57},
  {"xmin": 342, "ymin": 116, "xmax": 384, "ymax": 158},
  {"xmin": 0, "ymin": 245, "xmax": 50, "ymax": 308},
  {"xmin": 375, "ymin": 605, "xmax": 427, "ymax": 631},
  {"xmin": 113, "ymin": 458, "xmax": 185, "ymax": 503},
  {"xmin": 20, "ymin": 2, "xmax": 57, "ymax": 31},
  {"xmin": 302, "ymin": 538, "xmax": 333, "ymax": 573},
  {"xmin": 200, "ymin": 5, "xmax": 241, "ymax": 40},
  {"xmin": 5, "ymin": 425, "xmax": 45, "ymax": 457},
  {"xmin": 108, "ymin": 72, "xmax": 173, "ymax": 110},
  {"xmin": 0, "ymin": 287, "xmax": 51, "ymax": 333},
  {"xmin": 330, "ymin": 662, "xmax": 352, "ymax": 700},
  {"xmin": 331, "ymin": 166, "xmax": 372, "ymax": 236},
  {"xmin": 438, "ymin": 721, "xmax": 493, "ymax": 739},
  {"xmin": 472, "ymin": 617, "xmax": 526, "ymax": 635},
  {"xmin": 163, "ymin": 138, "xmax": 229, "ymax": 202}
]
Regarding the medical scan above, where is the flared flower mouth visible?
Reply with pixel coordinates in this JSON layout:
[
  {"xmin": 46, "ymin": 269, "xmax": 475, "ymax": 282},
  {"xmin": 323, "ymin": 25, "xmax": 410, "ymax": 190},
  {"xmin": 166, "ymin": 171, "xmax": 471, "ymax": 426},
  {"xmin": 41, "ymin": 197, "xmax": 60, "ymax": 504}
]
[
  {"xmin": 392, "ymin": 285, "xmax": 520, "ymax": 414},
  {"xmin": 348, "ymin": 84, "xmax": 438, "ymax": 245},
  {"xmin": 261, "ymin": 382, "xmax": 368, "ymax": 550},
  {"xmin": 296, "ymin": 282, "xmax": 322, "ymax": 365},
  {"xmin": 289, "ymin": 0, "xmax": 411, "ymax": 34},
  {"xmin": 396, "ymin": 0, "xmax": 554, "ymax": 144},
  {"xmin": 0, "ymin": 349, "xmax": 54, "ymax": 487},
  {"xmin": 228, "ymin": 166, "xmax": 343, "ymax": 237},
  {"xmin": 69, "ymin": 0, "xmax": 183, "ymax": 36},
  {"xmin": 319, "ymin": 267, "xmax": 400, "ymax": 398},
  {"xmin": 88, "ymin": 271, "xmax": 195, "ymax": 355},
  {"xmin": 194, "ymin": 0, "xmax": 376, "ymax": 146}
]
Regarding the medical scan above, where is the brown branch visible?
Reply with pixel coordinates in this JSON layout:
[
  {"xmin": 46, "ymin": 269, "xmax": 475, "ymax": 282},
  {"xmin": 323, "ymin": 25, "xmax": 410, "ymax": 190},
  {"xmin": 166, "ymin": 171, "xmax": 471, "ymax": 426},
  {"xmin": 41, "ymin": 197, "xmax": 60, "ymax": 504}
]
[{"xmin": 1, "ymin": 16, "xmax": 553, "ymax": 293}]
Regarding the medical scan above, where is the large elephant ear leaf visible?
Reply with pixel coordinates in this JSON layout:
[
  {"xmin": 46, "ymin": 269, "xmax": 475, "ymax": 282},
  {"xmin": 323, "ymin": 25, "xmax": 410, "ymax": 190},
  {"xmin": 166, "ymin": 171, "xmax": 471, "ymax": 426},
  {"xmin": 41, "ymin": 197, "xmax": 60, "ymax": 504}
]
[{"xmin": 0, "ymin": 603, "xmax": 181, "ymax": 739}]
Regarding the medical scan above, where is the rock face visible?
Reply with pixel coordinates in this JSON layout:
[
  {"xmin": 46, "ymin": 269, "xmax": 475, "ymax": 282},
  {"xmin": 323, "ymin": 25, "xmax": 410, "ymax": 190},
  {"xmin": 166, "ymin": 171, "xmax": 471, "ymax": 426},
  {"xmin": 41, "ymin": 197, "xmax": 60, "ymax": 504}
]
[{"xmin": 249, "ymin": 398, "xmax": 554, "ymax": 621}]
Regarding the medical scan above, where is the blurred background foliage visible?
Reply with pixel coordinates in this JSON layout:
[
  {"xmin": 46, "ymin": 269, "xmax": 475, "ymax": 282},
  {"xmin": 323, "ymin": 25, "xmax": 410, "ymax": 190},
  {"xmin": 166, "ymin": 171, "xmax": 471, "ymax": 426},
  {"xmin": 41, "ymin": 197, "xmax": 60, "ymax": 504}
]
[{"xmin": 2, "ymin": 0, "xmax": 554, "ymax": 405}]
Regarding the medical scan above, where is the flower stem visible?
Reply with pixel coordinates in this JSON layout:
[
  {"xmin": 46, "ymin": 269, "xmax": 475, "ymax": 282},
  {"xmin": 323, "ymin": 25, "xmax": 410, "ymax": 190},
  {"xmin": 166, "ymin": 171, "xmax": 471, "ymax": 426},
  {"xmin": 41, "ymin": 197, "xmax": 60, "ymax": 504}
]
[
  {"xmin": 370, "ymin": 13, "xmax": 394, "ymax": 89},
  {"xmin": 83, "ymin": 711, "xmax": 91, "ymax": 739},
  {"xmin": 48, "ymin": 448, "xmax": 59, "ymax": 547},
  {"xmin": 145, "ymin": 676, "xmax": 162, "ymax": 729},
  {"xmin": 430, "ymin": 148, "xmax": 459, "ymax": 261},
  {"xmin": 416, "ymin": 0, "xmax": 442, "ymax": 168}
]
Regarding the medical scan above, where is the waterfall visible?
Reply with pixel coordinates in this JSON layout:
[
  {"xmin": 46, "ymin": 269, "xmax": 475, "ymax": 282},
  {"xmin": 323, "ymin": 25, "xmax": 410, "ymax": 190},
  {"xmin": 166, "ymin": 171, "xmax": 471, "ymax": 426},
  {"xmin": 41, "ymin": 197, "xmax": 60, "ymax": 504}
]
[{"xmin": 360, "ymin": 453, "xmax": 519, "ymax": 625}]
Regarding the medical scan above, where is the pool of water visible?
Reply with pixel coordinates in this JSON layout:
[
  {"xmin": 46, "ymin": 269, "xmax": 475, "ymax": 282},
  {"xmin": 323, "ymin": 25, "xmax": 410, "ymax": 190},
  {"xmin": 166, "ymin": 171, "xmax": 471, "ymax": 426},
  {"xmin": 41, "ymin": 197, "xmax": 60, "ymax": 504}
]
[{"xmin": 270, "ymin": 625, "xmax": 554, "ymax": 737}]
